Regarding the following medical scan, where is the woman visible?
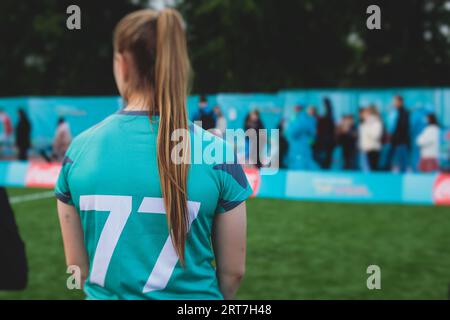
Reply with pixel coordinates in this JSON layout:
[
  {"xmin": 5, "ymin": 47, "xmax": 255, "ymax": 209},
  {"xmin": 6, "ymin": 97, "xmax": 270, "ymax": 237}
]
[
  {"xmin": 53, "ymin": 117, "xmax": 72, "ymax": 161},
  {"xmin": 277, "ymin": 120, "xmax": 289, "ymax": 169},
  {"xmin": 15, "ymin": 109, "xmax": 31, "ymax": 161},
  {"xmin": 55, "ymin": 9, "xmax": 251, "ymax": 300},
  {"xmin": 0, "ymin": 109, "xmax": 13, "ymax": 157},
  {"xmin": 336, "ymin": 115, "xmax": 357, "ymax": 170},
  {"xmin": 244, "ymin": 109, "xmax": 265, "ymax": 168},
  {"xmin": 416, "ymin": 113, "xmax": 440, "ymax": 172},
  {"xmin": 287, "ymin": 106, "xmax": 318, "ymax": 170},
  {"xmin": 213, "ymin": 106, "xmax": 227, "ymax": 137},
  {"xmin": 358, "ymin": 107, "xmax": 383, "ymax": 171},
  {"xmin": 313, "ymin": 98, "xmax": 335, "ymax": 169}
]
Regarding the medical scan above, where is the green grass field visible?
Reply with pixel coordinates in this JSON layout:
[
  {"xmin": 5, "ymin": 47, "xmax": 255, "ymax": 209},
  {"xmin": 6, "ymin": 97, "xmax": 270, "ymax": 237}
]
[{"xmin": 1, "ymin": 187, "xmax": 449, "ymax": 300}]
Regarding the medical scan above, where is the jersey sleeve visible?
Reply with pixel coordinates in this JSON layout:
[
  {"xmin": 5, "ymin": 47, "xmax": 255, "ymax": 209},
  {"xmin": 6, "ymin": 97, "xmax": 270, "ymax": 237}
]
[
  {"xmin": 54, "ymin": 154, "xmax": 75, "ymax": 206},
  {"xmin": 214, "ymin": 161, "xmax": 253, "ymax": 214}
]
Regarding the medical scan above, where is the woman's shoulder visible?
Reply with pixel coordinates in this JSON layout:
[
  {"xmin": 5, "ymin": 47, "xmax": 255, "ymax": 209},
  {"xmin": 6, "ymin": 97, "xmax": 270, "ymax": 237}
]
[
  {"xmin": 422, "ymin": 124, "xmax": 439, "ymax": 134},
  {"xmin": 430, "ymin": 124, "xmax": 440, "ymax": 130},
  {"xmin": 67, "ymin": 114, "xmax": 120, "ymax": 154},
  {"xmin": 79, "ymin": 113, "xmax": 120, "ymax": 137}
]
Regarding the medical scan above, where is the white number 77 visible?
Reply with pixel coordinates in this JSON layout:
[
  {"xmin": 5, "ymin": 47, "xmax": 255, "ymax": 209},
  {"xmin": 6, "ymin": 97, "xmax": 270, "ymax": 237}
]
[{"xmin": 79, "ymin": 195, "xmax": 201, "ymax": 293}]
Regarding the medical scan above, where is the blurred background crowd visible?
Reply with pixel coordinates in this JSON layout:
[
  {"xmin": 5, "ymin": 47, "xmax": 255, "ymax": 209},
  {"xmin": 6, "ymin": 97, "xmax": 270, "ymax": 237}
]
[
  {"xmin": 191, "ymin": 94, "xmax": 448, "ymax": 173},
  {"xmin": 0, "ymin": 109, "xmax": 71, "ymax": 162},
  {"xmin": 0, "ymin": 91, "xmax": 448, "ymax": 175}
]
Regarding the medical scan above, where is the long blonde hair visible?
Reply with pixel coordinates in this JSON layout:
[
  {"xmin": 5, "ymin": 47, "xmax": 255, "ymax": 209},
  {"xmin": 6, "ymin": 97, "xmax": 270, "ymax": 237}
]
[{"xmin": 114, "ymin": 9, "xmax": 191, "ymax": 265}]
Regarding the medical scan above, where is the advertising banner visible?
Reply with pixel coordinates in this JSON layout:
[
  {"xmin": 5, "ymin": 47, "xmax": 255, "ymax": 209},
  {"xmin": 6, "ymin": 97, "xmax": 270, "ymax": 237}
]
[{"xmin": 0, "ymin": 164, "xmax": 449, "ymax": 206}]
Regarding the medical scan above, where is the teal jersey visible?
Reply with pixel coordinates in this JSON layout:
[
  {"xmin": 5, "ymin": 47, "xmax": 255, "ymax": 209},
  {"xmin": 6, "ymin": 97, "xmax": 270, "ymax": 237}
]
[{"xmin": 55, "ymin": 110, "xmax": 252, "ymax": 300}]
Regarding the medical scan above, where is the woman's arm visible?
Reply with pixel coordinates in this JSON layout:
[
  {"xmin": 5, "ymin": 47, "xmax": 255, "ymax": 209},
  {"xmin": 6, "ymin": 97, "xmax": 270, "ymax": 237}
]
[
  {"xmin": 212, "ymin": 202, "xmax": 247, "ymax": 300},
  {"xmin": 57, "ymin": 200, "xmax": 89, "ymax": 288}
]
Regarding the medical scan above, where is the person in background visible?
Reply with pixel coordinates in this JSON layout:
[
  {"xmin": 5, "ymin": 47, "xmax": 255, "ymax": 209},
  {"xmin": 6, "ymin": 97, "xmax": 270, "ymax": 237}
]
[
  {"xmin": 15, "ymin": 109, "xmax": 32, "ymax": 161},
  {"xmin": 389, "ymin": 95, "xmax": 410, "ymax": 172},
  {"xmin": 244, "ymin": 109, "xmax": 265, "ymax": 168},
  {"xmin": 192, "ymin": 95, "xmax": 216, "ymax": 131},
  {"xmin": 277, "ymin": 120, "xmax": 289, "ymax": 169},
  {"xmin": 56, "ymin": 9, "xmax": 250, "ymax": 300},
  {"xmin": 213, "ymin": 106, "xmax": 227, "ymax": 137},
  {"xmin": 357, "ymin": 107, "xmax": 369, "ymax": 171},
  {"xmin": 0, "ymin": 109, "xmax": 5, "ymax": 158},
  {"xmin": 287, "ymin": 105, "xmax": 318, "ymax": 170},
  {"xmin": 416, "ymin": 113, "xmax": 440, "ymax": 172},
  {"xmin": 410, "ymin": 104, "xmax": 435, "ymax": 171},
  {"xmin": 0, "ymin": 108, "xmax": 13, "ymax": 158},
  {"xmin": 336, "ymin": 114, "xmax": 357, "ymax": 170},
  {"xmin": 313, "ymin": 97, "xmax": 336, "ymax": 169},
  {"xmin": 358, "ymin": 107, "xmax": 383, "ymax": 171},
  {"xmin": 0, "ymin": 187, "xmax": 28, "ymax": 290},
  {"xmin": 307, "ymin": 105, "xmax": 318, "ymax": 119},
  {"xmin": 53, "ymin": 117, "xmax": 72, "ymax": 161}
]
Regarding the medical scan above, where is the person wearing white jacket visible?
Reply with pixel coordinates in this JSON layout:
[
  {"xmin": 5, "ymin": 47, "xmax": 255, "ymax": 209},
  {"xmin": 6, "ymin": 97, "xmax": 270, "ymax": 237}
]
[
  {"xmin": 53, "ymin": 117, "xmax": 72, "ymax": 161},
  {"xmin": 416, "ymin": 114, "xmax": 440, "ymax": 172},
  {"xmin": 358, "ymin": 107, "xmax": 383, "ymax": 171},
  {"xmin": 213, "ymin": 106, "xmax": 227, "ymax": 137}
]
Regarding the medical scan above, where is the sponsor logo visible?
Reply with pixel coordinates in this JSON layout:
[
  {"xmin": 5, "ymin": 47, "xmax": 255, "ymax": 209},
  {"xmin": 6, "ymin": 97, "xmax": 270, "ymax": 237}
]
[
  {"xmin": 433, "ymin": 174, "xmax": 450, "ymax": 205},
  {"xmin": 312, "ymin": 176, "xmax": 371, "ymax": 197},
  {"xmin": 25, "ymin": 162, "xmax": 62, "ymax": 188},
  {"xmin": 243, "ymin": 167, "xmax": 261, "ymax": 197}
]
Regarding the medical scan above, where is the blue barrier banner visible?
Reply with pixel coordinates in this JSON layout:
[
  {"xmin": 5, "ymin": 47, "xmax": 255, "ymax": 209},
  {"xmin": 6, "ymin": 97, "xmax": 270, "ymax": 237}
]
[
  {"xmin": 1, "ymin": 161, "xmax": 448, "ymax": 206},
  {"xmin": 0, "ymin": 161, "xmax": 28, "ymax": 187},
  {"xmin": 27, "ymin": 97, "xmax": 122, "ymax": 148},
  {"xmin": 402, "ymin": 174, "xmax": 436, "ymax": 205},
  {"xmin": 285, "ymin": 171, "xmax": 403, "ymax": 203},
  {"xmin": 256, "ymin": 169, "xmax": 287, "ymax": 199}
]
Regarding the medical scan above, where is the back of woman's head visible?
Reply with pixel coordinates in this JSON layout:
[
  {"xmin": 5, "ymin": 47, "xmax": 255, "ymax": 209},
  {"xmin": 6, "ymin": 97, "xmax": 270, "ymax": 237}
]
[
  {"xmin": 427, "ymin": 113, "xmax": 438, "ymax": 126},
  {"xmin": 367, "ymin": 105, "xmax": 380, "ymax": 118},
  {"xmin": 114, "ymin": 9, "xmax": 191, "ymax": 265}
]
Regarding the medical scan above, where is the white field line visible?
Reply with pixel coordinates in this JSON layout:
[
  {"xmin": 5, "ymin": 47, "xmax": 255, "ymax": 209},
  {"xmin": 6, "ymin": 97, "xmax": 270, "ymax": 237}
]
[{"xmin": 9, "ymin": 191, "xmax": 55, "ymax": 204}]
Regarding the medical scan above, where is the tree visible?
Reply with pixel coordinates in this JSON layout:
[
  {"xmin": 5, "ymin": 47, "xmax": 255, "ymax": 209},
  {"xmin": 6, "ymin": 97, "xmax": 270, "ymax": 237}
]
[
  {"xmin": 178, "ymin": 0, "xmax": 450, "ymax": 92},
  {"xmin": 0, "ymin": 0, "xmax": 147, "ymax": 96},
  {"xmin": 0, "ymin": 0, "xmax": 449, "ymax": 96}
]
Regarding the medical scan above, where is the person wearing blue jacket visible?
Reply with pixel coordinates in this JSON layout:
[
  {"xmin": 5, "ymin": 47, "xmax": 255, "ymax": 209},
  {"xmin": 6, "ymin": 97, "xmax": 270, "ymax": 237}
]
[
  {"xmin": 287, "ymin": 106, "xmax": 319, "ymax": 170},
  {"xmin": 191, "ymin": 95, "xmax": 217, "ymax": 130},
  {"xmin": 385, "ymin": 95, "xmax": 411, "ymax": 172}
]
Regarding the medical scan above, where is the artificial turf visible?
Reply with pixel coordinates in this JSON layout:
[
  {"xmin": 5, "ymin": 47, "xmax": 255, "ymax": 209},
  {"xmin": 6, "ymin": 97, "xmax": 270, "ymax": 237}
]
[{"xmin": 0, "ymin": 187, "xmax": 448, "ymax": 300}]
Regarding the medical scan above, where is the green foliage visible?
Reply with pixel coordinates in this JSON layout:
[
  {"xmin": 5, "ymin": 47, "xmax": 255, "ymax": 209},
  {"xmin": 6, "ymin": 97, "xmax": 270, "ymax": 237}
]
[
  {"xmin": 0, "ymin": 0, "xmax": 146, "ymax": 96},
  {"xmin": 179, "ymin": 0, "xmax": 450, "ymax": 93},
  {"xmin": 0, "ymin": 0, "xmax": 449, "ymax": 96}
]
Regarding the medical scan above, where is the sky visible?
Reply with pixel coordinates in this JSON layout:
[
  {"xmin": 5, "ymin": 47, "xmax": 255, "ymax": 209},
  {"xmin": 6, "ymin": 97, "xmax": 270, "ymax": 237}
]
[{"xmin": 148, "ymin": 0, "xmax": 176, "ymax": 10}]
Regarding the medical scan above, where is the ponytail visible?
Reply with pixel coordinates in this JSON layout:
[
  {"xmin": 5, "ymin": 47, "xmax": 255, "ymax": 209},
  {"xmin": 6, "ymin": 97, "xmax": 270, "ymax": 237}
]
[
  {"xmin": 114, "ymin": 8, "xmax": 191, "ymax": 265},
  {"xmin": 155, "ymin": 9, "xmax": 191, "ymax": 265}
]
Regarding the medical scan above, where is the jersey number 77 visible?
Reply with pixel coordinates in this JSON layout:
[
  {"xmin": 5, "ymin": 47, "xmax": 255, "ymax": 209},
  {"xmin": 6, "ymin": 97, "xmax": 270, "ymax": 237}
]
[{"xmin": 79, "ymin": 195, "xmax": 201, "ymax": 293}]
